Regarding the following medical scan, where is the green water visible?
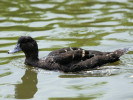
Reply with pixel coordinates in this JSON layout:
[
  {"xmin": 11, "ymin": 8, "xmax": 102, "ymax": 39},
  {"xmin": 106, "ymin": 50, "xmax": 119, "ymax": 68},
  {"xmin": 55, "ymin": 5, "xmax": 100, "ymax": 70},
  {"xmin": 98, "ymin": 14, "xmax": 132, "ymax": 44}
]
[{"xmin": 0, "ymin": 0, "xmax": 133, "ymax": 99}]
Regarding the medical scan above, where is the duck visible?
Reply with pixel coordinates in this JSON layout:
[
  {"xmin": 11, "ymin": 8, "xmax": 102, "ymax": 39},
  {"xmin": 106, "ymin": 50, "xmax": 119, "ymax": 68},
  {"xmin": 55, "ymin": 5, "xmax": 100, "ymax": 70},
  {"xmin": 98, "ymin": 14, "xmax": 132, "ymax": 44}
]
[{"xmin": 8, "ymin": 36, "xmax": 129, "ymax": 72}]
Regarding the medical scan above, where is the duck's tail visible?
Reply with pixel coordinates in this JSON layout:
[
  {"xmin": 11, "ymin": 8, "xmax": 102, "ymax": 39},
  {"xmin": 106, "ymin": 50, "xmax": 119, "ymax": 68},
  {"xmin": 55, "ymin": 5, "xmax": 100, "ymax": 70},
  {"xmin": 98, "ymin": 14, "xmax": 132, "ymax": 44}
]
[{"xmin": 114, "ymin": 47, "xmax": 130, "ymax": 57}]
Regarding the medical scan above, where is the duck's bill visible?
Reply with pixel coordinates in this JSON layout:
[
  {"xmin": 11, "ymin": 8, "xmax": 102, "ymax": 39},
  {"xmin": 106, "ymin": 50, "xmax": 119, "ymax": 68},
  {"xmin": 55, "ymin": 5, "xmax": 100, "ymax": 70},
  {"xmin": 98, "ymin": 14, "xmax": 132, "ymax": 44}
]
[{"xmin": 8, "ymin": 43, "xmax": 22, "ymax": 54}]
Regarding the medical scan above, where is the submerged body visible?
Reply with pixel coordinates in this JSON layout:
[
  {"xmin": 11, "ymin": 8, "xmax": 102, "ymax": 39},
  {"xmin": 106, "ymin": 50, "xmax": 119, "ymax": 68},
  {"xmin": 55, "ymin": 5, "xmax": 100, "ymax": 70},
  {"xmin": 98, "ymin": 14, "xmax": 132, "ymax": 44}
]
[{"xmin": 8, "ymin": 36, "xmax": 129, "ymax": 72}]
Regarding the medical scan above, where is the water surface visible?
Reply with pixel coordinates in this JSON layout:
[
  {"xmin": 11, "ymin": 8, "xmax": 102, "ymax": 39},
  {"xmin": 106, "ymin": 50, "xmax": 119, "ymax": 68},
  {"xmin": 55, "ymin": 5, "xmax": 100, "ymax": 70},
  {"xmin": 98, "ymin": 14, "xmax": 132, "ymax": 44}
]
[{"xmin": 0, "ymin": 0, "xmax": 133, "ymax": 100}]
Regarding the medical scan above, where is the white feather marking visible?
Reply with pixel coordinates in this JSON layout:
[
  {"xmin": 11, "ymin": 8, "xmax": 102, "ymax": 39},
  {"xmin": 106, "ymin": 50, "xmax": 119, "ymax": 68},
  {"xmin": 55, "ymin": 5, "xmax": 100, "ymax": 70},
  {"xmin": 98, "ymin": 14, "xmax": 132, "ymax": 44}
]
[
  {"xmin": 64, "ymin": 49, "xmax": 67, "ymax": 52},
  {"xmin": 106, "ymin": 54, "xmax": 108, "ymax": 56},
  {"xmin": 70, "ymin": 47, "xmax": 73, "ymax": 51},
  {"xmin": 82, "ymin": 50, "xmax": 85, "ymax": 57}
]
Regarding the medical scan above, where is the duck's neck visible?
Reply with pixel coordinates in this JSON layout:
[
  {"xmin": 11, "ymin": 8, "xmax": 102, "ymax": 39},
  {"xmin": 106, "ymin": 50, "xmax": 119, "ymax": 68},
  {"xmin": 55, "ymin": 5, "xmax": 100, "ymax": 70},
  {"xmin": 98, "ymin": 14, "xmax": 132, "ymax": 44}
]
[{"xmin": 24, "ymin": 51, "xmax": 39, "ymax": 66}]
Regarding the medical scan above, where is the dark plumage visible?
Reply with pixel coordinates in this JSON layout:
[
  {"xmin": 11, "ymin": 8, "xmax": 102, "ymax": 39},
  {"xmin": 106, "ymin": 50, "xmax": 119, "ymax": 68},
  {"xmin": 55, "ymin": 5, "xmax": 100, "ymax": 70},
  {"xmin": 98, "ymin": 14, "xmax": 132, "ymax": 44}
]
[{"xmin": 8, "ymin": 36, "xmax": 129, "ymax": 72}]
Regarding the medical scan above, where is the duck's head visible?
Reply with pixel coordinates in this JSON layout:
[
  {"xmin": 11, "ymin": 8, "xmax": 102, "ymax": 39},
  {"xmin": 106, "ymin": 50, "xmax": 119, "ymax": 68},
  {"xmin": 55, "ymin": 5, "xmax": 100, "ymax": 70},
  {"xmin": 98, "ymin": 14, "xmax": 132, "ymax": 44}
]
[{"xmin": 8, "ymin": 36, "xmax": 39, "ymax": 60}]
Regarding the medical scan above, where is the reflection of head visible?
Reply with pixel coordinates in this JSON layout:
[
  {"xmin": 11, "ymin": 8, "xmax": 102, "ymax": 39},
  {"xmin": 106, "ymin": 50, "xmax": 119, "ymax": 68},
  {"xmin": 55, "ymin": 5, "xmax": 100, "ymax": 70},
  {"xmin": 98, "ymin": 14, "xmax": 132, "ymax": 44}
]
[{"xmin": 15, "ymin": 68, "xmax": 38, "ymax": 99}]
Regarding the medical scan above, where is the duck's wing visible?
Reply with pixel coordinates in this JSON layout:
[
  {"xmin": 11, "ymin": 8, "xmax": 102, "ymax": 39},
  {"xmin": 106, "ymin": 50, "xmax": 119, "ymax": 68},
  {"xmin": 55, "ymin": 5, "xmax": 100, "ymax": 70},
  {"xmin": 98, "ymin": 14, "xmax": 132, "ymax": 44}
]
[
  {"xmin": 48, "ymin": 47, "xmax": 110, "ymax": 56},
  {"xmin": 52, "ymin": 49, "xmax": 95, "ymax": 64},
  {"xmin": 48, "ymin": 47, "xmax": 113, "ymax": 64},
  {"xmin": 48, "ymin": 47, "xmax": 83, "ymax": 56}
]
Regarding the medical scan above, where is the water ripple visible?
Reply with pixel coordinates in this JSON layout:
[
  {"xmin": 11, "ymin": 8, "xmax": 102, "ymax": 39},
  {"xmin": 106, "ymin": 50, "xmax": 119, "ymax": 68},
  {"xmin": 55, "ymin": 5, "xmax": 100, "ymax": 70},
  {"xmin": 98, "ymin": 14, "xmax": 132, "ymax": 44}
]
[{"xmin": 0, "ymin": 0, "xmax": 133, "ymax": 99}]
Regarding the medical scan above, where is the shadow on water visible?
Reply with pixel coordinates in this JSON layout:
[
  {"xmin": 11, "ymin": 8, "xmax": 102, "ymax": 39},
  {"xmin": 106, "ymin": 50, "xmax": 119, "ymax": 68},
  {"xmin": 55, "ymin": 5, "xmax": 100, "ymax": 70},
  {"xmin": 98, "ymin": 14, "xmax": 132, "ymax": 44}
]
[
  {"xmin": 49, "ymin": 90, "xmax": 104, "ymax": 100},
  {"xmin": 59, "ymin": 69, "xmax": 119, "ymax": 78},
  {"xmin": 49, "ymin": 97, "xmax": 96, "ymax": 100},
  {"xmin": 14, "ymin": 68, "xmax": 38, "ymax": 99},
  {"xmin": 49, "ymin": 93, "xmax": 104, "ymax": 100}
]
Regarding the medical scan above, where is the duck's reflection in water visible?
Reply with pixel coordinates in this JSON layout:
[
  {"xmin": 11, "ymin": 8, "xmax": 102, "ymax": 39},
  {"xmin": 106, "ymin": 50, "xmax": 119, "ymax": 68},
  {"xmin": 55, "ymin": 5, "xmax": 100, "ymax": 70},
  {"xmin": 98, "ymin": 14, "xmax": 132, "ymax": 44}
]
[{"xmin": 15, "ymin": 68, "xmax": 38, "ymax": 99}]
